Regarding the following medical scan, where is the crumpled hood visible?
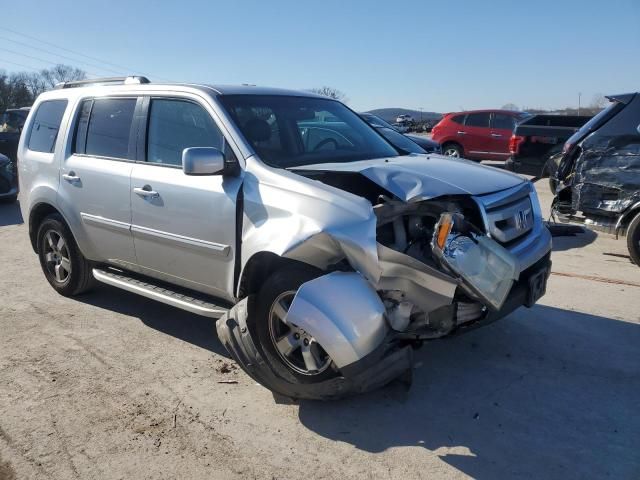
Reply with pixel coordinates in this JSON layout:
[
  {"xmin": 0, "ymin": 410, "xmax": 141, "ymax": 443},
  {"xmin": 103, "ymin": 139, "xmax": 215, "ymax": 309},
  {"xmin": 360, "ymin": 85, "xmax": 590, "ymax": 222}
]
[{"xmin": 292, "ymin": 154, "xmax": 525, "ymax": 201}]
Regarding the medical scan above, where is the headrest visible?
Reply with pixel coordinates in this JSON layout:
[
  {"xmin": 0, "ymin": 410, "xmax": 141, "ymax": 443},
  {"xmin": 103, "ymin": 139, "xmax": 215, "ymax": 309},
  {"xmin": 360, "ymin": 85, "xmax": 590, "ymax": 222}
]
[{"xmin": 244, "ymin": 118, "xmax": 271, "ymax": 143}]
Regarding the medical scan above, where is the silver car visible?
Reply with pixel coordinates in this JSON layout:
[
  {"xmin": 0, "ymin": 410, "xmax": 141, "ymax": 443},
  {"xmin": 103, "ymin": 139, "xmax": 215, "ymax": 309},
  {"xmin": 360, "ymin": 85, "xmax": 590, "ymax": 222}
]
[{"xmin": 19, "ymin": 77, "xmax": 552, "ymax": 399}]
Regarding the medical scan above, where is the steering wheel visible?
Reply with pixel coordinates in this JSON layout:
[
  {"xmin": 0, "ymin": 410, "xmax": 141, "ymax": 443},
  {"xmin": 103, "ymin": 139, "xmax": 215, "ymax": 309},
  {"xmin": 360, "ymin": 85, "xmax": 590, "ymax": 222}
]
[{"xmin": 313, "ymin": 138, "xmax": 339, "ymax": 152}]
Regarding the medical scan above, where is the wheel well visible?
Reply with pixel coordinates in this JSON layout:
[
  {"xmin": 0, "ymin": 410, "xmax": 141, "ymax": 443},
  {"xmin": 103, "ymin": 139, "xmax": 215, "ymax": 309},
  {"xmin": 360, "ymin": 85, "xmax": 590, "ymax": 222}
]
[
  {"xmin": 442, "ymin": 141, "xmax": 463, "ymax": 153},
  {"xmin": 237, "ymin": 252, "xmax": 315, "ymax": 299},
  {"xmin": 29, "ymin": 203, "xmax": 61, "ymax": 253},
  {"xmin": 619, "ymin": 205, "xmax": 640, "ymax": 232}
]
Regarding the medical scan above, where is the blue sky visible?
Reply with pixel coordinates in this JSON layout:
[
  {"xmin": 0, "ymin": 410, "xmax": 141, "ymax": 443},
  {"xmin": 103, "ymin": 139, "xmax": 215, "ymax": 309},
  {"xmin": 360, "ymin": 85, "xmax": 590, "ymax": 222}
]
[{"xmin": 2, "ymin": 0, "xmax": 639, "ymax": 112}]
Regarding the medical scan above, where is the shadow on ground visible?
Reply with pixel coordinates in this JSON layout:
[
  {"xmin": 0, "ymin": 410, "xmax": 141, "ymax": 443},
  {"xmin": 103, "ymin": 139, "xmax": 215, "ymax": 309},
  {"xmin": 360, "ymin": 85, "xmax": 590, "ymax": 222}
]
[
  {"xmin": 298, "ymin": 305, "xmax": 640, "ymax": 479},
  {"xmin": 0, "ymin": 200, "xmax": 23, "ymax": 227},
  {"xmin": 549, "ymin": 226, "xmax": 597, "ymax": 251},
  {"xmin": 78, "ymin": 283, "xmax": 229, "ymax": 357}
]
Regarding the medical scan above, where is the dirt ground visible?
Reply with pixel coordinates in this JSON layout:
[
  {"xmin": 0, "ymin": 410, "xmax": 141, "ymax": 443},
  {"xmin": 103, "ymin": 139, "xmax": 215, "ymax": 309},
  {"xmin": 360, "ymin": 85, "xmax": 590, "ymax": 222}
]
[{"xmin": 1, "ymin": 180, "xmax": 639, "ymax": 480}]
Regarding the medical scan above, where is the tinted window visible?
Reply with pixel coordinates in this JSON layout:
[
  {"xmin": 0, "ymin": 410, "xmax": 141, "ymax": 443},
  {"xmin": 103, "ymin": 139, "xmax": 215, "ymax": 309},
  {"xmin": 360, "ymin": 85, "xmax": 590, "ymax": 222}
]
[
  {"xmin": 27, "ymin": 100, "xmax": 68, "ymax": 153},
  {"xmin": 377, "ymin": 127, "xmax": 426, "ymax": 154},
  {"xmin": 84, "ymin": 98, "xmax": 136, "ymax": 159},
  {"xmin": 451, "ymin": 114, "xmax": 465, "ymax": 125},
  {"xmin": 147, "ymin": 99, "xmax": 224, "ymax": 166},
  {"xmin": 491, "ymin": 113, "xmax": 516, "ymax": 130},
  {"xmin": 465, "ymin": 113, "xmax": 490, "ymax": 128},
  {"xmin": 220, "ymin": 95, "xmax": 397, "ymax": 168}
]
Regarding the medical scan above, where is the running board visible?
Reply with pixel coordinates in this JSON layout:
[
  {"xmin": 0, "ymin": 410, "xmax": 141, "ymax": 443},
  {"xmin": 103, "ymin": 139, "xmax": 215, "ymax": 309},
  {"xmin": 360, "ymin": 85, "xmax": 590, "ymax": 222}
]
[{"xmin": 92, "ymin": 268, "xmax": 229, "ymax": 318}]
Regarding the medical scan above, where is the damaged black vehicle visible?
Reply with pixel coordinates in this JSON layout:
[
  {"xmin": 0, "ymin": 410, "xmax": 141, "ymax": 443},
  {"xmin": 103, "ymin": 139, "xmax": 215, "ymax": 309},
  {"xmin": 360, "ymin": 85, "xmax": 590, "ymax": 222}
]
[{"xmin": 553, "ymin": 92, "xmax": 640, "ymax": 265}]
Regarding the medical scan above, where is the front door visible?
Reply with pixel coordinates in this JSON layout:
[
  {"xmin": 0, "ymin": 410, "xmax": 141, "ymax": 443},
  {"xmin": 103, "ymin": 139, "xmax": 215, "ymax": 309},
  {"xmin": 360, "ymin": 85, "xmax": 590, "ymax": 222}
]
[
  {"xmin": 130, "ymin": 97, "xmax": 241, "ymax": 300},
  {"xmin": 489, "ymin": 112, "xmax": 517, "ymax": 159},
  {"xmin": 462, "ymin": 112, "xmax": 492, "ymax": 159},
  {"xmin": 58, "ymin": 97, "xmax": 139, "ymax": 268}
]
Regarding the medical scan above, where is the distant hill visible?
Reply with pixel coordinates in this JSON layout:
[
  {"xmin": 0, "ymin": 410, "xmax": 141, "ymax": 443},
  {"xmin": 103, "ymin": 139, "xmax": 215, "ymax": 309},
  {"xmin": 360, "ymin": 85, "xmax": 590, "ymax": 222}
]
[{"xmin": 366, "ymin": 108, "xmax": 442, "ymax": 123}]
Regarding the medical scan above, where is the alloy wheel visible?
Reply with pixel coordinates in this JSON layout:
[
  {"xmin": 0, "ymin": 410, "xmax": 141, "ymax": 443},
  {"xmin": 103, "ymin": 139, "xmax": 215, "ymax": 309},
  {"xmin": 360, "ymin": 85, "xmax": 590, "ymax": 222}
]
[
  {"xmin": 43, "ymin": 229, "xmax": 72, "ymax": 284},
  {"xmin": 268, "ymin": 291, "xmax": 332, "ymax": 375}
]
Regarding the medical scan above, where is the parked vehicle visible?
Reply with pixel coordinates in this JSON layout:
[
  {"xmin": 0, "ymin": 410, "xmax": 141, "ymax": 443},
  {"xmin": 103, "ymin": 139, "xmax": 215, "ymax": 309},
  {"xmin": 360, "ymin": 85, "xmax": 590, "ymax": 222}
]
[
  {"xmin": 0, "ymin": 107, "xmax": 30, "ymax": 200},
  {"xmin": 0, "ymin": 153, "xmax": 17, "ymax": 202},
  {"xmin": 432, "ymin": 110, "xmax": 530, "ymax": 160},
  {"xmin": 506, "ymin": 114, "xmax": 591, "ymax": 189},
  {"xmin": 19, "ymin": 77, "xmax": 552, "ymax": 399},
  {"xmin": 396, "ymin": 114, "xmax": 414, "ymax": 124},
  {"xmin": 360, "ymin": 112, "xmax": 441, "ymax": 154},
  {"xmin": 553, "ymin": 92, "xmax": 640, "ymax": 265}
]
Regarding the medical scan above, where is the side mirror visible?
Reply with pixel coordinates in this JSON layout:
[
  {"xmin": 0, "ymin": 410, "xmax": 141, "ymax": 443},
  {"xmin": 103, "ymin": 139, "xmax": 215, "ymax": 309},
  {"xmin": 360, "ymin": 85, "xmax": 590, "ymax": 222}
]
[{"xmin": 182, "ymin": 147, "xmax": 224, "ymax": 176}]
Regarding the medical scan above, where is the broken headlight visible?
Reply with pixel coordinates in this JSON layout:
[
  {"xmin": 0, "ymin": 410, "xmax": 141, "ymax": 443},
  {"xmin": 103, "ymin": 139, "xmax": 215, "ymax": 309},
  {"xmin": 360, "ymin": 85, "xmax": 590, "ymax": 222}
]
[{"xmin": 432, "ymin": 213, "xmax": 518, "ymax": 311}]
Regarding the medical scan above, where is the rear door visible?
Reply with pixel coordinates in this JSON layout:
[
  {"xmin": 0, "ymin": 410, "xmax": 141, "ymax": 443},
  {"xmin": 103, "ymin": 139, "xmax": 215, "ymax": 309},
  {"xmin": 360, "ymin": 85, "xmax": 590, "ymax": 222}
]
[
  {"xmin": 58, "ymin": 96, "xmax": 139, "ymax": 267},
  {"xmin": 462, "ymin": 112, "xmax": 491, "ymax": 159},
  {"xmin": 489, "ymin": 112, "xmax": 517, "ymax": 159},
  {"xmin": 130, "ymin": 96, "xmax": 242, "ymax": 300}
]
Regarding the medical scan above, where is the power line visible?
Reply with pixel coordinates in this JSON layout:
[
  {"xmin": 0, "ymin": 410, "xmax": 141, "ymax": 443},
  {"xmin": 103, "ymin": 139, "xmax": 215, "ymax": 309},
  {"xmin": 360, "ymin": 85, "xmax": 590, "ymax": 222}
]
[
  {"xmin": 0, "ymin": 46, "xmax": 102, "ymax": 77},
  {"xmin": 0, "ymin": 58, "xmax": 42, "ymax": 72},
  {"xmin": 0, "ymin": 34, "xmax": 126, "ymax": 77},
  {"xmin": 0, "ymin": 26, "xmax": 171, "ymax": 81}
]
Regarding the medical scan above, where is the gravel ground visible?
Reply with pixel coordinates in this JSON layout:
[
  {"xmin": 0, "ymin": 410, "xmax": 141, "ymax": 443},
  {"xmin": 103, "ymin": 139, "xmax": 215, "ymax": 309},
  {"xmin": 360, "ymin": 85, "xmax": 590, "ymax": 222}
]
[{"xmin": 1, "ymin": 181, "xmax": 639, "ymax": 480}]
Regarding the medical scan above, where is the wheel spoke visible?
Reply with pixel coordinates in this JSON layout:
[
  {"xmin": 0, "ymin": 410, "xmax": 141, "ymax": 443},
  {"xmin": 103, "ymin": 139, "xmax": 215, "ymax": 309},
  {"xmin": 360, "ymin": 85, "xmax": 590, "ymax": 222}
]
[
  {"xmin": 45, "ymin": 252, "xmax": 56, "ymax": 263},
  {"xmin": 46, "ymin": 232, "xmax": 56, "ymax": 250},
  {"xmin": 54, "ymin": 264, "xmax": 65, "ymax": 282},
  {"xmin": 301, "ymin": 343, "xmax": 319, "ymax": 372},
  {"xmin": 56, "ymin": 236, "xmax": 66, "ymax": 252},
  {"xmin": 275, "ymin": 332, "xmax": 299, "ymax": 357},
  {"xmin": 272, "ymin": 299, "xmax": 289, "ymax": 323},
  {"xmin": 60, "ymin": 257, "xmax": 71, "ymax": 273}
]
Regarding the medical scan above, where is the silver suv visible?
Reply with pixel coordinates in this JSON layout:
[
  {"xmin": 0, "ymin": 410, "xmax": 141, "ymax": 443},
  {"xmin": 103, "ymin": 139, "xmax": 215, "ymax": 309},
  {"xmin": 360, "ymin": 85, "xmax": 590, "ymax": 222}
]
[{"xmin": 19, "ymin": 77, "xmax": 552, "ymax": 399}]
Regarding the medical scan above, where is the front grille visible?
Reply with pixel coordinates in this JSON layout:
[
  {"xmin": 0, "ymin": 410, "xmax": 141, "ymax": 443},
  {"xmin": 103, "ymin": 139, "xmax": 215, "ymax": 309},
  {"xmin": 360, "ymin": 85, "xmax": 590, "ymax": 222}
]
[{"xmin": 476, "ymin": 183, "xmax": 534, "ymax": 245}]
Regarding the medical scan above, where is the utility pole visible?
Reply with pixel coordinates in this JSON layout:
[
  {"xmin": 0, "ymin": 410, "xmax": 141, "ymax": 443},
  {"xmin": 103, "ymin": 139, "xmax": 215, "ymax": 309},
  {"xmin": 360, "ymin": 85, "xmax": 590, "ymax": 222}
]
[
  {"xmin": 420, "ymin": 107, "xmax": 423, "ymax": 122},
  {"xmin": 578, "ymin": 92, "xmax": 582, "ymax": 116}
]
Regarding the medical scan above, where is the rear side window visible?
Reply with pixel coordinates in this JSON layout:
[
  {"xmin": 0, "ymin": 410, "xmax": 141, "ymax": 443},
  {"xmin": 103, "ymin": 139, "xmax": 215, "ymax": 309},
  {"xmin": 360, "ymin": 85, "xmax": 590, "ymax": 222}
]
[
  {"xmin": 465, "ymin": 113, "xmax": 490, "ymax": 128},
  {"xmin": 147, "ymin": 99, "xmax": 224, "ymax": 166},
  {"xmin": 451, "ymin": 114, "xmax": 465, "ymax": 125},
  {"xmin": 491, "ymin": 113, "xmax": 516, "ymax": 130},
  {"xmin": 75, "ymin": 98, "xmax": 137, "ymax": 159},
  {"xmin": 27, "ymin": 100, "xmax": 68, "ymax": 153}
]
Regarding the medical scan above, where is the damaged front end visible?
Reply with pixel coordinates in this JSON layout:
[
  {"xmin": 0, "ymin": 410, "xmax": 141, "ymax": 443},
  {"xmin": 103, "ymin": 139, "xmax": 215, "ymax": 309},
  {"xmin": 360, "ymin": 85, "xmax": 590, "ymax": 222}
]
[{"xmin": 217, "ymin": 158, "xmax": 551, "ymax": 400}]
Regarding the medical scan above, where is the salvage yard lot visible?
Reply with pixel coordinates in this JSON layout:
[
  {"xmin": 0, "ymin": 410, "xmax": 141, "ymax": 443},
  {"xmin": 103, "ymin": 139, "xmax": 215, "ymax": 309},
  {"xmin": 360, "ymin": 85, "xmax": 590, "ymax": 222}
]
[{"xmin": 1, "ymin": 180, "xmax": 639, "ymax": 480}]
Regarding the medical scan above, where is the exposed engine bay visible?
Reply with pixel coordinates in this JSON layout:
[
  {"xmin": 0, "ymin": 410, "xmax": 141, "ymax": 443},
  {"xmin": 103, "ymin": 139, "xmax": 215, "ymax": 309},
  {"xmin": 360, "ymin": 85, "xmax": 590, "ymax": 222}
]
[{"xmin": 217, "ymin": 155, "xmax": 552, "ymax": 400}]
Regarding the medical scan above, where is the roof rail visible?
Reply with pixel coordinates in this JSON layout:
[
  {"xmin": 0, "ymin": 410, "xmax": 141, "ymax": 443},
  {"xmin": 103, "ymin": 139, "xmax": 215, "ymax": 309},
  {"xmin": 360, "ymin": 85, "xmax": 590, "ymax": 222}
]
[{"xmin": 53, "ymin": 76, "xmax": 151, "ymax": 89}]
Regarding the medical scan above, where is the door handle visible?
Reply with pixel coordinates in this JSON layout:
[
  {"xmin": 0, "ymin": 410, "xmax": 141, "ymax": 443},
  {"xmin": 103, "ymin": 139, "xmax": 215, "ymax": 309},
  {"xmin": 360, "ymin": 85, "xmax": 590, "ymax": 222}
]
[
  {"xmin": 457, "ymin": 131, "xmax": 466, "ymax": 135},
  {"xmin": 491, "ymin": 133, "xmax": 502, "ymax": 138},
  {"xmin": 133, "ymin": 186, "xmax": 159, "ymax": 199},
  {"xmin": 62, "ymin": 172, "xmax": 80, "ymax": 183}
]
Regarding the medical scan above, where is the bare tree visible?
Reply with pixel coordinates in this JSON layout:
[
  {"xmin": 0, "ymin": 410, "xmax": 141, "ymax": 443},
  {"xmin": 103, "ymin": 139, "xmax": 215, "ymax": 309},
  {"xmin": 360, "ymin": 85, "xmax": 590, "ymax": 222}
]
[
  {"xmin": 589, "ymin": 93, "xmax": 608, "ymax": 110},
  {"xmin": 501, "ymin": 103, "xmax": 519, "ymax": 111},
  {"xmin": 309, "ymin": 86, "xmax": 348, "ymax": 103},
  {"xmin": 39, "ymin": 64, "xmax": 86, "ymax": 89}
]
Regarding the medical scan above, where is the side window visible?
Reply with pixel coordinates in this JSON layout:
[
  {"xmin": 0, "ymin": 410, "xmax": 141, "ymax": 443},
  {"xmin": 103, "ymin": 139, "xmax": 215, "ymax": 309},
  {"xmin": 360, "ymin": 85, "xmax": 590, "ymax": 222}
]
[
  {"xmin": 465, "ymin": 113, "xmax": 490, "ymax": 128},
  {"xmin": 27, "ymin": 100, "xmax": 68, "ymax": 153},
  {"xmin": 451, "ymin": 114, "xmax": 466, "ymax": 125},
  {"xmin": 147, "ymin": 99, "xmax": 224, "ymax": 166},
  {"xmin": 84, "ymin": 98, "xmax": 136, "ymax": 159},
  {"xmin": 492, "ymin": 113, "xmax": 516, "ymax": 130}
]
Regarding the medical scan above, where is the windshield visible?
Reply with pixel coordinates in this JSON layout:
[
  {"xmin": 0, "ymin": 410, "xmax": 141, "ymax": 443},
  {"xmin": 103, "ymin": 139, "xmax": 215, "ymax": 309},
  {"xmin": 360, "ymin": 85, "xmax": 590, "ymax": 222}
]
[
  {"xmin": 377, "ymin": 127, "xmax": 426, "ymax": 154},
  {"xmin": 219, "ymin": 95, "xmax": 399, "ymax": 168},
  {"xmin": 0, "ymin": 111, "xmax": 26, "ymax": 133},
  {"xmin": 361, "ymin": 113, "xmax": 395, "ymax": 129},
  {"xmin": 564, "ymin": 100, "xmax": 624, "ymax": 148}
]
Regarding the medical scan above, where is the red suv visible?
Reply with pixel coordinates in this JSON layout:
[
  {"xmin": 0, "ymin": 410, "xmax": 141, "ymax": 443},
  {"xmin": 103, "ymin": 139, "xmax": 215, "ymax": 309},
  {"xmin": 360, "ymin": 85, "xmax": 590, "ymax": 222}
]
[{"xmin": 431, "ymin": 110, "xmax": 529, "ymax": 161}]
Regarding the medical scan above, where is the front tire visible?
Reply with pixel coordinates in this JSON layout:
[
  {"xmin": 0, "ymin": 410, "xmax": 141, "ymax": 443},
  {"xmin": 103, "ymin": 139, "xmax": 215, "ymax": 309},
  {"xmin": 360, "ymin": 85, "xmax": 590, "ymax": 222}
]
[
  {"xmin": 252, "ymin": 265, "xmax": 337, "ymax": 385},
  {"xmin": 442, "ymin": 143, "xmax": 463, "ymax": 158},
  {"xmin": 626, "ymin": 212, "xmax": 640, "ymax": 266},
  {"xmin": 37, "ymin": 214, "xmax": 95, "ymax": 296}
]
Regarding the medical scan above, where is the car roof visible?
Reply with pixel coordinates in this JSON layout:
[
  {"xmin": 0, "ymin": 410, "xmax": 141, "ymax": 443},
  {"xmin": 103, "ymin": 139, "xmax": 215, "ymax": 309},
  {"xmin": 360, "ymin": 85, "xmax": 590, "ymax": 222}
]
[
  {"xmin": 43, "ymin": 80, "xmax": 327, "ymax": 100},
  {"xmin": 448, "ymin": 109, "xmax": 522, "ymax": 116}
]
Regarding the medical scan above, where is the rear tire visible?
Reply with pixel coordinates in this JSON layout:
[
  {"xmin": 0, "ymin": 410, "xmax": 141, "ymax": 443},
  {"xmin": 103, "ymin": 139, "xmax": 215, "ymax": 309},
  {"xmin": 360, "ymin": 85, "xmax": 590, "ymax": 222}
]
[
  {"xmin": 37, "ymin": 214, "xmax": 96, "ymax": 296},
  {"xmin": 442, "ymin": 143, "xmax": 463, "ymax": 158},
  {"xmin": 626, "ymin": 212, "xmax": 640, "ymax": 266},
  {"xmin": 252, "ymin": 265, "xmax": 338, "ymax": 385}
]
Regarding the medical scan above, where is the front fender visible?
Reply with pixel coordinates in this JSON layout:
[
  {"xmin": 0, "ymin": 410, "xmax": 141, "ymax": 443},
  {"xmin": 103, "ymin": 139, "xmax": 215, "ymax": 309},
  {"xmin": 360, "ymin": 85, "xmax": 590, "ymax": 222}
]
[{"xmin": 286, "ymin": 272, "xmax": 388, "ymax": 368}]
